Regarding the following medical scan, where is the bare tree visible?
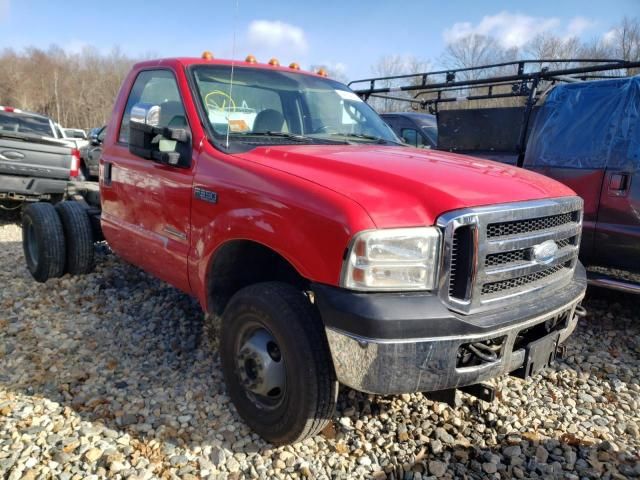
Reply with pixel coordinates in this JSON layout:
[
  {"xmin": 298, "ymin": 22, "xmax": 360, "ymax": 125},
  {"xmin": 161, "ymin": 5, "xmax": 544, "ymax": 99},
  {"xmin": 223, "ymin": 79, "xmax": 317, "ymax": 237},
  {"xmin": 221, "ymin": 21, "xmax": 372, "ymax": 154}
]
[
  {"xmin": 613, "ymin": 17, "xmax": 640, "ymax": 61},
  {"xmin": 527, "ymin": 34, "xmax": 583, "ymax": 60},
  {"xmin": 580, "ymin": 38, "xmax": 615, "ymax": 61},
  {"xmin": 0, "ymin": 46, "xmax": 136, "ymax": 129},
  {"xmin": 440, "ymin": 34, "xmax": 510, "ymax": 75},
  {"xmin": 367, "ymin": 55, "xmax": 430, "ymax": 112},
  {"xmin": 607, "ymin": 16, "xmax": 640, "ymax": 74}
]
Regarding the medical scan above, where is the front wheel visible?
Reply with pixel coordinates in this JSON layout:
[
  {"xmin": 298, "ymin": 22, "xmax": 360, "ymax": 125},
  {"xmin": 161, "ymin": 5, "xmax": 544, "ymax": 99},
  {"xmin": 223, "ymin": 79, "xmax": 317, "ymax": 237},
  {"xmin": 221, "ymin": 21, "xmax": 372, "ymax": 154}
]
[{"xmin": 219, "ymin": 282, "xmax": 338, "ymax": 445}]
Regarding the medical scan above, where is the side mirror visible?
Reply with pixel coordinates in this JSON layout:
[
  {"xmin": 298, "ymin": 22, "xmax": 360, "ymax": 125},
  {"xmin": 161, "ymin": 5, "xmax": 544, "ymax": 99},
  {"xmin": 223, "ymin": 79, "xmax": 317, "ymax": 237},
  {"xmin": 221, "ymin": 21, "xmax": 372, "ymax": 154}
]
[
  {"xmin": 128, "ymin": 103, "xmax": 191, "ymax": 167},
  {"xmin": 131, "ymin": 103, "xmax": 161, "ymax": 127},
  {"xmin": 90, "ymin": 135, "xmax": 100, "ymax": 146}
]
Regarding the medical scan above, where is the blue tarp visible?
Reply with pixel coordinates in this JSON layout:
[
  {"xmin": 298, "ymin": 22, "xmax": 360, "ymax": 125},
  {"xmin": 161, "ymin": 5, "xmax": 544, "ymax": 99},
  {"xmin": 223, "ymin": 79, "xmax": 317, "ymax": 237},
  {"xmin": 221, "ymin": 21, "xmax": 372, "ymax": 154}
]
[{"xmin": 524, "ymin": 76, "xmax": 640, "ymax": 169}]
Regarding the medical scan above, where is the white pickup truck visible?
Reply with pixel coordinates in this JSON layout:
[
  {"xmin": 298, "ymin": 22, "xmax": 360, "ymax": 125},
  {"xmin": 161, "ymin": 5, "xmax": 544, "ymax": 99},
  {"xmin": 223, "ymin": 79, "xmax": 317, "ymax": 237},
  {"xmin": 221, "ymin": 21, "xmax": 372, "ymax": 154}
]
[{"xmin": 60, "ymin": 127, "xmax": 90, "ymax": 151}]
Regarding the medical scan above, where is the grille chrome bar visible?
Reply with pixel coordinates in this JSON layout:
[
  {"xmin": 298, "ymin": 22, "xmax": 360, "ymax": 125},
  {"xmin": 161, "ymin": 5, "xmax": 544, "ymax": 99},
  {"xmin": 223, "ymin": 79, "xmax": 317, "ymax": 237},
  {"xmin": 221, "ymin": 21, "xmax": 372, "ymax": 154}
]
[
  {"xmin": 483, "ymin": 247, "xmax": 577, "ymax": 282},
  {"xmin": 481, "ymin": 263, "xmax": 569, "ymax": 297},
  {"xmin": 485, "ymin": 236, "xmax": 578, "ymax": 267},
  {"xmin": 437, "ymin": 197, "xmax": 583, "ymax": 314},
  {"xmin": 485, "ymin": 223, "xmax": 581, "ymax": 253},
  {"xmin": 486, "ymin": 211, "xmax": 575, "ymax": 238}
]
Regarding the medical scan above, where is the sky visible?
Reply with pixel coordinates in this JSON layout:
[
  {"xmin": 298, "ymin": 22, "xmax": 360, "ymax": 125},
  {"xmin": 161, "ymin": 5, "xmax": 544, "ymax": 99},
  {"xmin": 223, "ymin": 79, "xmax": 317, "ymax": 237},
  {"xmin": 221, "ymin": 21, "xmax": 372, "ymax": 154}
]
[{"xmin": 0, "ymin": 0, "xmax": 638, "ymax": 80}]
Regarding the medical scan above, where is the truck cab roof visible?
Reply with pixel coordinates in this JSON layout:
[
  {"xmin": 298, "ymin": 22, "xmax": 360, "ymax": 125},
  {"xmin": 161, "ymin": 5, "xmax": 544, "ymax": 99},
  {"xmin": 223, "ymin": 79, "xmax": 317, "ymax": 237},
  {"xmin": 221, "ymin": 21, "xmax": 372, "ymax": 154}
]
[
  {"xmin": 131, "ymin": 56, "xmax": 326, "ymax": 79},
  {"xmin": 381, "ymin": 112, "xmax": 437, "ymax": 124}
]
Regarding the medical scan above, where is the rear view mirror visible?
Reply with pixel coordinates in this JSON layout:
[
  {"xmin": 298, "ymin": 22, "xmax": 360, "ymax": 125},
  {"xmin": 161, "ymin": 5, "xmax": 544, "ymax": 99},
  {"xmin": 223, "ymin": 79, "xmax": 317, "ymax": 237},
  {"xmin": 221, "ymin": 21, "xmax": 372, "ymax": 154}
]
[{"xmin": 128, "ymin": 103, "xmax": 191, "ymax": 167}]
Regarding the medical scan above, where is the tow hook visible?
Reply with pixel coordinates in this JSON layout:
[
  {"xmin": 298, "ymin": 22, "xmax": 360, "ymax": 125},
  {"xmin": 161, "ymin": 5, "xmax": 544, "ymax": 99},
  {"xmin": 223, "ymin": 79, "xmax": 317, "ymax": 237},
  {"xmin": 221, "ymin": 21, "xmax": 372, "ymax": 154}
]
[
  {"xmin": 426, "ymin": 383, "xmax": 496, "ymax": 407},
  {"xmin": 574, "ymin": 304, "xmax": 587, "ymax": 318},
  {"xmin": 460, "ymin": 383, "xmax": 496, "ymax": 403},
  {"xmin": 556, "ymin": 344, "xmax": 567, "ymax": 360}
]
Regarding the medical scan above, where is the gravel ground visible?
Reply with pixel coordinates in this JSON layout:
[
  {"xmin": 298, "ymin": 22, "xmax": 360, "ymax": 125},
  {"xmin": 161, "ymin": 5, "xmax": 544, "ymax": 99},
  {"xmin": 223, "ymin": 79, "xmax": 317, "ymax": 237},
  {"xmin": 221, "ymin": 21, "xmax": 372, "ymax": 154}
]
[{"xmin": 1, "ymin": 217, "xmax": 639, "ymax": 480}]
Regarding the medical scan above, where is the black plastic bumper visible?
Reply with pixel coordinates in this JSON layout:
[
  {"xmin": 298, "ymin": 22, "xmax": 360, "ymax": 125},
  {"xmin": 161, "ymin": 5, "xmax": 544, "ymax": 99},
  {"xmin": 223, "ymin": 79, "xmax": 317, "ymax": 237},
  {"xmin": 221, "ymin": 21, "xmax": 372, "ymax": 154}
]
[
  {"xmin": 313, "ymin": 264, "xmax": 587, "ymax": 394},
  {"xmin": 313, "ymin": 263, "xmax": 587, "ymax": 341}
]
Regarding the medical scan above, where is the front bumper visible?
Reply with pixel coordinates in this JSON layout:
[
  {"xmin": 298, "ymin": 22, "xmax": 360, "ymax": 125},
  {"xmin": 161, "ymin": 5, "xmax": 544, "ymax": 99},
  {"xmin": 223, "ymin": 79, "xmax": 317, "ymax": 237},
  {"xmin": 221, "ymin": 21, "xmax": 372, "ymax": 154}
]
[{"xmin": 314, "ymin": 263, "xmax": 586, "ymax": 395}]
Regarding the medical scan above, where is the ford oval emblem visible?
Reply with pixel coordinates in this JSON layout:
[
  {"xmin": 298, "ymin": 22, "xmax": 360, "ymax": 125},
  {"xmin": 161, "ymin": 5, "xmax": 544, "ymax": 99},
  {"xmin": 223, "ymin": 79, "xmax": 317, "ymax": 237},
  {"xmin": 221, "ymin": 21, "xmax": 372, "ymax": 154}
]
[{"xmin": 532, "ymin": 240, "xmax": 558, "ymax": 264}]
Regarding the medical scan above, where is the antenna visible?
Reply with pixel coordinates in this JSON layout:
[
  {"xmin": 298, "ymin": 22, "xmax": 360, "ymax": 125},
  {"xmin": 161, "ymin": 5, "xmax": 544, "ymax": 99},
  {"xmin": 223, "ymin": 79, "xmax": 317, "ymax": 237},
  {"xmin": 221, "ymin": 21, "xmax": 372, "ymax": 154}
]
[{"xmin": 225, "ymin": 0, "xmax": 240, "ymax": 149}]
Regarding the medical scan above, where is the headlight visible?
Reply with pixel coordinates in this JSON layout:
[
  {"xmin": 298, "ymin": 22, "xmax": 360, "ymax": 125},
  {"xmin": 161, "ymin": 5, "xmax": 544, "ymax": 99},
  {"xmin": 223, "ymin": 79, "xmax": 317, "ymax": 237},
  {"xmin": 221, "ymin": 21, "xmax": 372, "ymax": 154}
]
[{"xmin": 341, "ymin": 227, "xmax": 441, "ymax": 291}]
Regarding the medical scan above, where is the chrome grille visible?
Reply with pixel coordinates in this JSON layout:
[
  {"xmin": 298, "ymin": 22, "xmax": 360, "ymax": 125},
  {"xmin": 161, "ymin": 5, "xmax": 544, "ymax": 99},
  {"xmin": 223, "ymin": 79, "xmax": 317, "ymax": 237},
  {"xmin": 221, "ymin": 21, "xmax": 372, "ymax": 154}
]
[
  {"xmin": 484, "ymin": 236, "xmax": 577, "ymax": 267},
  {"xmin": 449, "ymin": 231, "xmax": 460, "ymax": 297},
  {"xmin": 438, "ymin": 197, "xmax": 583, "ymax": 314},
  {"xmin": 486, "ymin": 212, "xmax": 575, "ymax": 238},
  {"xmin": 485, "ymin": 249, "xmax": 527, "ymax": 266},
  {"xmin": 481, "ymin": 262, "xmax": 569, "ymax": 295}
]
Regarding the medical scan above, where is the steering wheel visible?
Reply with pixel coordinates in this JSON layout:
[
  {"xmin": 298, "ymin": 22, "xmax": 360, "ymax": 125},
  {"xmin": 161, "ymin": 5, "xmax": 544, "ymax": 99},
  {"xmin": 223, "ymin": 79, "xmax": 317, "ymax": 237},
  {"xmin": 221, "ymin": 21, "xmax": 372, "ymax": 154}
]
[{"xmin": 204, "ymin": 90, "xmax": 237, "ymax": 112}]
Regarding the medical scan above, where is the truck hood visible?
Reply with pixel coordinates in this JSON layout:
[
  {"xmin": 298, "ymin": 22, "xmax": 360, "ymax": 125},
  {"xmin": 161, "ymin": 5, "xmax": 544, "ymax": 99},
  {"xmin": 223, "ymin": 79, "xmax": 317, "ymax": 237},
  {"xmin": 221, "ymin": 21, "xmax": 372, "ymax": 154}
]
[{"xmin": 234, "ymin": 145, "xmax": 575, "ymax": 228}]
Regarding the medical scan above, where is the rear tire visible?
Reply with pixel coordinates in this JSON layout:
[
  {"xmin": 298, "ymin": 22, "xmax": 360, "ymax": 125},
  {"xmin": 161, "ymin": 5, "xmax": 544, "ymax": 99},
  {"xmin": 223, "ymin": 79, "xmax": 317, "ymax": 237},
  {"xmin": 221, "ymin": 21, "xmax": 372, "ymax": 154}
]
[
  {"xmin": 220, "ymin": 282, "xmax": 338, "ymax": 445},
  {"xmin": 55, "ymin": 202, "xmax": 95, "ymax": 275},
  {"xmin": 22, "ymin": 203, "xmax": 66, "ymax": 282}
]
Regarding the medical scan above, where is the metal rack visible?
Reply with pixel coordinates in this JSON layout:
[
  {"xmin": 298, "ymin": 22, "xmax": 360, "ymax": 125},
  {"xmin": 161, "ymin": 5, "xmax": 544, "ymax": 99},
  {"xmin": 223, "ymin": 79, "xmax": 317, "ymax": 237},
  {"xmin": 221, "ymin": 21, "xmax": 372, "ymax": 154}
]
[{"xmin": 349, "ymin": 59, "xmax": 640, "ymax": 166}]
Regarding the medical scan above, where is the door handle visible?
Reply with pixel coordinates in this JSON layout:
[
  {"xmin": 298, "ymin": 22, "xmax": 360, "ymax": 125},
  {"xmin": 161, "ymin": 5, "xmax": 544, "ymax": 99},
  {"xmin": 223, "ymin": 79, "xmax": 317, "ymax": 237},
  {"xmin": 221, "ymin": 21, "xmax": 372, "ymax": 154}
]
[
  {"xmin": 103, "ymin": 162, "xmax": 112, "ymax": 186},
  {"xmin": 608, "ymin": 173, "xmax": 630, "ymax": 196}
]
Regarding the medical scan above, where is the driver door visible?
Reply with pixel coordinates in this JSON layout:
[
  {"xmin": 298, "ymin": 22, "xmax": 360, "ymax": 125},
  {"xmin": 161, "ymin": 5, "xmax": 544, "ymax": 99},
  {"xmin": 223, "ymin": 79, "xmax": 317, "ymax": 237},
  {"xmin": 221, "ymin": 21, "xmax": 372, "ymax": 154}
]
[{"xmin": 101, "ymin": 69, "xmax": 194, "ymax": 293}]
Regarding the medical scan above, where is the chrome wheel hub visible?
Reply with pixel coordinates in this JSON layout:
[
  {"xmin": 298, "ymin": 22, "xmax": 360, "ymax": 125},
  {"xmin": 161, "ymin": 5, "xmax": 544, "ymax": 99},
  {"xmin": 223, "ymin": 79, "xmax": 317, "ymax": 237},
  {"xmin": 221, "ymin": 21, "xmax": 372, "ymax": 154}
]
[{"xmin": 236, "ymin": 327, "xmax": 285, "ymax": 407}]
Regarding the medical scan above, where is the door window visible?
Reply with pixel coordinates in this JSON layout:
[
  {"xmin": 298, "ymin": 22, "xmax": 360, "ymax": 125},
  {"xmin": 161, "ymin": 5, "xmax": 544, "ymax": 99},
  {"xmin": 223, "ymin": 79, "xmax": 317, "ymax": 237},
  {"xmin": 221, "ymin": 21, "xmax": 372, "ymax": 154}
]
[
  {"xmin": 119, "ymin": 70, "xmax": 187, "ymax": 144},
  {"xmin": 401, "ymin": 128, "xmax": 426, "ymax": 148}
]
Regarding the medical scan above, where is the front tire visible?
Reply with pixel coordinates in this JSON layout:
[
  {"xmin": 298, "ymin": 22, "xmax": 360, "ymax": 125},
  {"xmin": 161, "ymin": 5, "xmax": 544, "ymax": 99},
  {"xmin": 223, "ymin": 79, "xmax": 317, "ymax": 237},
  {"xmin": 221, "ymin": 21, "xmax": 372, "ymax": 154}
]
[
  {"xmin": 220, "ymin": 282, "xmax": 338, "ymax": 445},
  {"xmin": 22, "ymin": 203, "xmax": 66, "ymax": 282}
]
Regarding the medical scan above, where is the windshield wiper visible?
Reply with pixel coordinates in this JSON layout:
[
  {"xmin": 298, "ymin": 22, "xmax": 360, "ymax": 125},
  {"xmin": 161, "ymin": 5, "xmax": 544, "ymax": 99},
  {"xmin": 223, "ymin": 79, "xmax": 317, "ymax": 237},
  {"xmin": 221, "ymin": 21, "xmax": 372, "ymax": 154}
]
[
  {"xmin": 235, "ymin": 131, "xmax": 313, "ymax": 143},
  {"xmin": 234, "ymin": 131, "xmax": 351, "ymax": 145},
  {"xmin": 329, "ymin": 132, "xmax": 405, "ymax": 146}
]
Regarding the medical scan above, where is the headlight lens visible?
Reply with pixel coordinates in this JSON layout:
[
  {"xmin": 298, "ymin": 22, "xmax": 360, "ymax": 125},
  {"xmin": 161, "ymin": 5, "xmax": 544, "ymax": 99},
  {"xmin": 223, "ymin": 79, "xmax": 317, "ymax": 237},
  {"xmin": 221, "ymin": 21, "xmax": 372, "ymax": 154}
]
[{"xmin": 341, "ymin": 227, "xmax": 441, "ymax": 291}]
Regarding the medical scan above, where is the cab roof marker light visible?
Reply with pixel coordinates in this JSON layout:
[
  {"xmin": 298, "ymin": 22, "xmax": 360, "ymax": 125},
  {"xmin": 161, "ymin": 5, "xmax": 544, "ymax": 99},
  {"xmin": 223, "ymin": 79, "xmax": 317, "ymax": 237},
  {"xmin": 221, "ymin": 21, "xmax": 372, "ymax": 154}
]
[
  {"xmin": 317, "ymin": 68, "xmax": 329, "ymax": 77},
  {"xmin": 268, "ymin": 58, "xmax": 280, "ymax": 66},
  {"xmin": 201, "ymin": 51, "xmax": 214, "ymax": 60},
  {"xmin": 245, "ymin": 54, "xmax": 257, "ymax": 64},
  {"xmin": 289, "ymin": 62, "xmax": 300, "ymax": 70}
]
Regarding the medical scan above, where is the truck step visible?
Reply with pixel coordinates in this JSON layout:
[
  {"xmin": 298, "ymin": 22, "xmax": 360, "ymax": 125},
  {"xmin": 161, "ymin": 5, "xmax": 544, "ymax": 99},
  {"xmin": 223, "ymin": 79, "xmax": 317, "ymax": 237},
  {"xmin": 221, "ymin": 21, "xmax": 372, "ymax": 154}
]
[{"xmin": 587, "ymin": 273, "xmax": 640, "ymax": 294}]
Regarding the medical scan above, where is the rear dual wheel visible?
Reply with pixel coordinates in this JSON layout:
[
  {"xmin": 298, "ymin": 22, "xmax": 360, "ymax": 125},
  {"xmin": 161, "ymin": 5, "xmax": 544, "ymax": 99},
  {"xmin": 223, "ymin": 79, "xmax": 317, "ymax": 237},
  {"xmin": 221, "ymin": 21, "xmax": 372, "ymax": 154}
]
[
  {"xmin": 22, "ymin": 201, "xmax": 94, "ymax": 282},
  {"xmin": 55, "ymin": 202, "xmax": 94, "ymax": 275},
  {"xmin": 220, "ymin": 282, "xmax": 338, "ymax": 445},
  {"xmin": 22, "ymin": 203, "xmax": 66, "ymax": 282}
]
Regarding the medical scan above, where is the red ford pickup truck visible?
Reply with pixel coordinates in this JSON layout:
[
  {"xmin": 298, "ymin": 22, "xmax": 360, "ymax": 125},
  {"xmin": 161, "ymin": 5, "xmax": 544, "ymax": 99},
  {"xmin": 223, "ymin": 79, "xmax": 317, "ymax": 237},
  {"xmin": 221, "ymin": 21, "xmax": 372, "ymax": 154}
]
[{"xmin": 21, "ymin": 55, "xmax": 587, "ymax": 445}]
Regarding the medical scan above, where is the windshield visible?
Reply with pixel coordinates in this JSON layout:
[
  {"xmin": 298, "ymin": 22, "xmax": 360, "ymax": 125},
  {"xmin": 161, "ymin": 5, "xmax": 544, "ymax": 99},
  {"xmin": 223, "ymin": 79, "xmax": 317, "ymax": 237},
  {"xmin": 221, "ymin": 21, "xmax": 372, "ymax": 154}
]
[
  {"xmin": 0, "ymin": 111, "xmax": 54, "ymax": 137},
  {"xmin": 191, "ymin": 65, "xmax": 400, "ymax": 147},
  {"xmin": 65, "ymin": 129, "xmax": 87, "ymax": 139}
]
